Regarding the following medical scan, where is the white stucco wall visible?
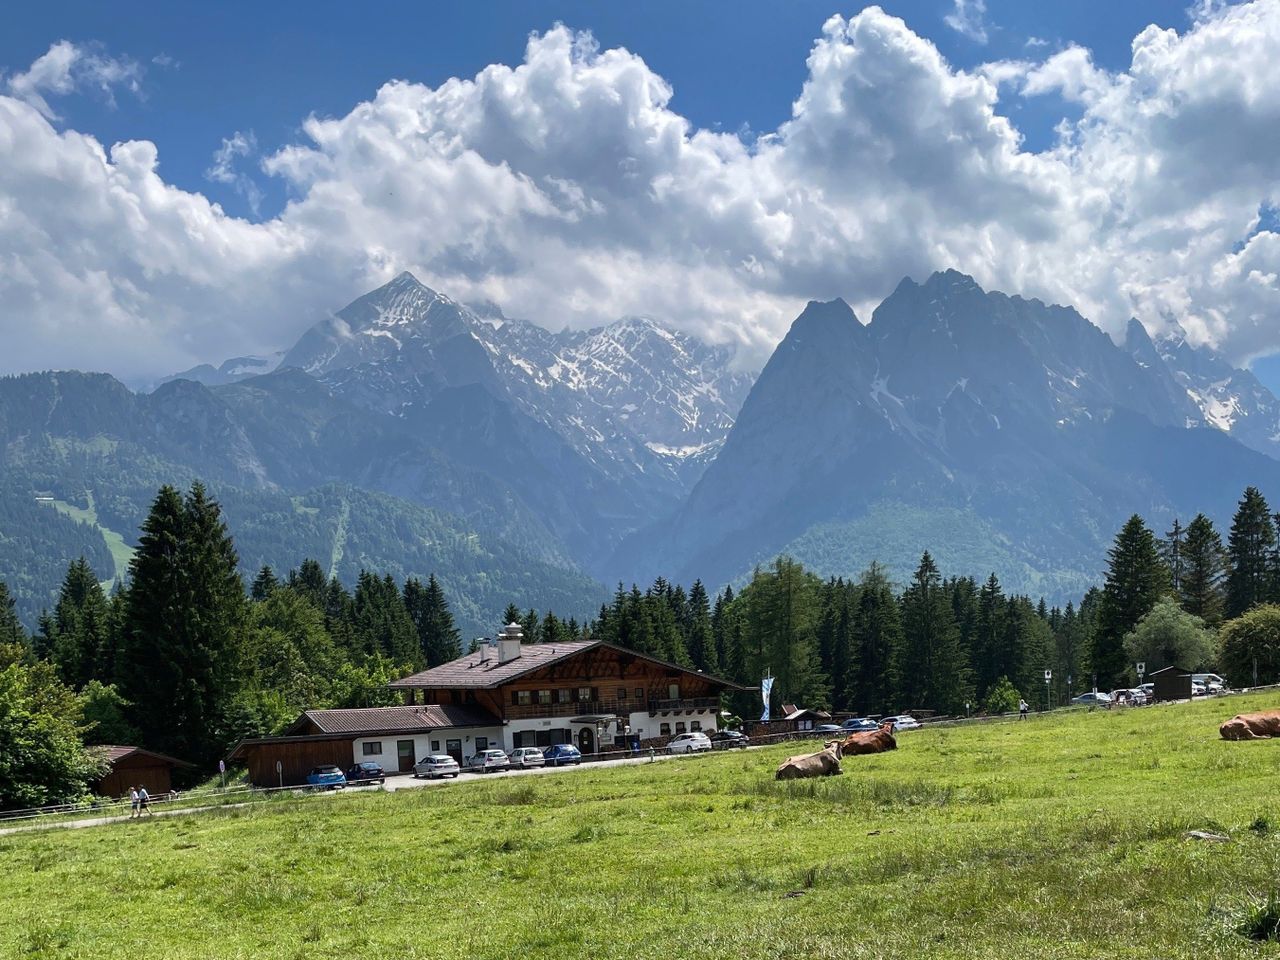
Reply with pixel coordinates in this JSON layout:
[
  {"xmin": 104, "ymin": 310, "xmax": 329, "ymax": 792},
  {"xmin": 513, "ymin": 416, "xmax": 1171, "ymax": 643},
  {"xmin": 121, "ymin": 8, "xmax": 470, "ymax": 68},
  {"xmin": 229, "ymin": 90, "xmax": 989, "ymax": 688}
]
[{"xmin": 352, "ymin": 727, "xmax": 504, "ymax": 772}]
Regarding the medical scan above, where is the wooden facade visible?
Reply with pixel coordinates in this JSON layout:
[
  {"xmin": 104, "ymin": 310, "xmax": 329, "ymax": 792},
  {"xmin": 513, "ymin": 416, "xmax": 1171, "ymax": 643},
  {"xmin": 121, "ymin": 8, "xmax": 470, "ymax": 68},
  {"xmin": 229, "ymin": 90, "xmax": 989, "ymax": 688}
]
[
  {"xmin": 94, "ymin": 747, "xmax": 191, "ymax": 798},
  {"xmin": 228, "ymin": 735, "xmax": 359, "ymax": 787}
]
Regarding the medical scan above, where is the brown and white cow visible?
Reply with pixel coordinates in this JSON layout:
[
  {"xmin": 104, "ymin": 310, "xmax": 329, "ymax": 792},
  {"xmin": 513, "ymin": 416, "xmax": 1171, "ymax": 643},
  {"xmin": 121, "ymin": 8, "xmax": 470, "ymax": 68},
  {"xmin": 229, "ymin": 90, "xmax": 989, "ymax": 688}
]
[
  {"xmin": 775, "ymin": 740, "xmax": 843, "ymax": 780},
  {"xmin": 1220, "ymin": 710, "xmax": 1280, "ymax": 740},
  {"xmin": 839, "ymin": 721, "xmax": 897, "ymax": 756}
]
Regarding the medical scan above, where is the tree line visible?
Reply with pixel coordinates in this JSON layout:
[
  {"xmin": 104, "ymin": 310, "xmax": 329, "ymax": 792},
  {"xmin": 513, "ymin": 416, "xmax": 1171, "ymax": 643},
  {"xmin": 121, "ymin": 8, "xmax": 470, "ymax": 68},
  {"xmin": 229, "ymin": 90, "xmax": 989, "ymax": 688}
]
[{"xmin": 8, "ymin": 480, "xmax": 1280, "ymax": 809}]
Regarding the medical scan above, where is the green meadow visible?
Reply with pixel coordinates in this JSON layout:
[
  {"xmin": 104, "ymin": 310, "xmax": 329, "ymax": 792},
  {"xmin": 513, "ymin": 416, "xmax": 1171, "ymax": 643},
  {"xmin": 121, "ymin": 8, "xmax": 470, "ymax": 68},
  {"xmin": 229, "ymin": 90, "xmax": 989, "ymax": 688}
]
[{"xmin": 4, "ymin": 695, "xmax": 1280, "ymax": 960}]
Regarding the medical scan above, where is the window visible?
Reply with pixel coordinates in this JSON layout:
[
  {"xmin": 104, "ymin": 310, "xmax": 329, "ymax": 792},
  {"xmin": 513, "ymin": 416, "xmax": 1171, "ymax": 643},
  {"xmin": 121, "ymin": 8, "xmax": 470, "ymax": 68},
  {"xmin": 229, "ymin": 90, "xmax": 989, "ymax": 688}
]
[
  {"xmin": 514, "ymin": 690, "xmax": 532, "ymax": 706},
  {"xmin": 668, "ymin": 683, "xmax": 680, "ymax": 700},
  {"xmin": 578, "ymin": 687, "xmax": 594, "ymax": 702},
  {"xmin": 660, "ymin": 722, "xmax": 671, "ymax": 736},
  {"xmin": 362, "ymin": 742, "xmax": 383, "ymax": 756},
  {"xmin": 635, "ymin": 687, "xmax": 644, "ymax": 701},
  {"xmin": 431, "ymin": 740, "xmax": 440, "ymax": 752},
  {"xmin": 538, "ymin": 689, "xmax": 552, "ymax": 705},
  {"xmin": 476, "ymin": 737, "xmax": 488, "ymax": 752},
  {"xmin": 557, "ymin": 688, "xmax": 572, "ymax": 703},
  {"xmin": 691, "ymin": 721, "xmax": 702, "ymax": 732},
  {"xmin": 675, "ymin": 722, "xmax": 687, "ymax": 734},
  {"xmin": 617, "ymin": 687, "xmax": 627, "ymax": 701}
]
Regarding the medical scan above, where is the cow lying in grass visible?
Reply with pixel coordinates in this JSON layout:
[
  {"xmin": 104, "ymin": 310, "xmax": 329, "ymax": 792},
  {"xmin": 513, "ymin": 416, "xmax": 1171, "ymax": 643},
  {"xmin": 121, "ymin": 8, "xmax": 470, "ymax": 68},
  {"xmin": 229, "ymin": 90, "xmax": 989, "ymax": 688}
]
[
  {"xmin": 1220, "ymin": 710, "xmax": 1280, "ymax": 740},
  {"xmin": 839, "ymin": 721, "xmax": 897, "ymax": 756},
  {"xmin": 775, "ymin": 740, "xmax": 843, "ymax": 780}
]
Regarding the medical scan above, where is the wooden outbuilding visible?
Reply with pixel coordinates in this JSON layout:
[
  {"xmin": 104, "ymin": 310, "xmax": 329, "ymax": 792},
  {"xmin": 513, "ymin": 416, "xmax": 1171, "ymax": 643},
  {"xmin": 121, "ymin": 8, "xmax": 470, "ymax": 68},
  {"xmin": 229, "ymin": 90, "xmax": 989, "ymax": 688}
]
[
  {"xmin": 93, "ymin": 746, "xmax": 192, "ymax": 798},
  {"xmin": 1149, "ymin": 665, "xmax": 1193, "ymax": 702}
]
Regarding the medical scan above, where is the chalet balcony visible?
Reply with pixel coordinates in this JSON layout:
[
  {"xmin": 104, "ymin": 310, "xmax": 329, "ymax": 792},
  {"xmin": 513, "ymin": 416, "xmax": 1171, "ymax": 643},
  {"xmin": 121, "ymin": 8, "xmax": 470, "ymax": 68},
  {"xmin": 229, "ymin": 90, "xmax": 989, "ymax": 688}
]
[
  {"xmin": 647, "ymin": 697, "xmax": 721, "ymax": 716},
  {"xmin": 505, "ymin": 700, "xmax": 615, "ymax": 721}
]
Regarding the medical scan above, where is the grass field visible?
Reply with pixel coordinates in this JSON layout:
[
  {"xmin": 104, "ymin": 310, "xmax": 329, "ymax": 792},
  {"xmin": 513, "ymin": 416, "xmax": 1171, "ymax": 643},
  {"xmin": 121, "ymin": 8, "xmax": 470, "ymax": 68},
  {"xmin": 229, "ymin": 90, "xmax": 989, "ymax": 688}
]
[{"xmin": 4, "ymin": 695, "xmax": 1280, "ymax": 959}]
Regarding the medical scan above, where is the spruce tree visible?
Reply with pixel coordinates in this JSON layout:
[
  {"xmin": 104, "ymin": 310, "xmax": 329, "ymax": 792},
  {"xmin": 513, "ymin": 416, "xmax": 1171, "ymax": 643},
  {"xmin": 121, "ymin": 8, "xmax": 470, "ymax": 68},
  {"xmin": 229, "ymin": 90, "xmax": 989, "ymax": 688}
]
[
  {"xmin": 1092, "ymin": 515, "xmax": 1168, "ymax": 689},
  {"xmin": 250, "ymin": 565, "xmax": 279, "ymax": 601},
  {"xmin": 1181, "ymin": 513, "xmax": 1227, "ymax": 626},
  {"xmin": 0, "ymin": 580, "xmax": 25, "ymax": 648},
  {"xmin": 894, "ymin": 553, "xmax": 971, "ymax": 714},
  {"xmin": 288, "ymin": 559, "xmax": 329, "ymax": 611},
  {"xmin": 1227, "ymin": 487, "xmax": 1276, "ymax": 618},
  {"xmin": 118, "ymin": 483, "xmax": 247, "ymax": 768},
  {"xmin": 404, "ymin": 575, "xmax": 461, "ymax": 666},
  {"xmin": 1161, "ymin": 518, "xmax": 1186, "ymax": 594},
  {"xmin": 973, "ymin": 573, "xmax": 1007, "ymax": 699},
  {"xmin": 848, "ymin": 563, "xmax": 902, "ymax": 716},
  {"xmin": 502, "ymin": 603, "xmax": 522, "ymax": 628},
  {"xmin": 686, "ymin": 580, "xmax": 717, "ymax": 673},
  {"xmin": 47, "ymin": 557, "xmax": 110, "ymax": 689}
]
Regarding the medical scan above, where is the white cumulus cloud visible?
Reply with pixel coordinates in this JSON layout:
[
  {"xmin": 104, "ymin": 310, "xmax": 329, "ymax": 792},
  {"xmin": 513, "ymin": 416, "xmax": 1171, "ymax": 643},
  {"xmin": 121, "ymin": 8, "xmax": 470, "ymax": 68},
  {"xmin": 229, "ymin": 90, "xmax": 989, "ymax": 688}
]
[
  {"xmin": 1, "ymin": 4, "xmax": 1280, "ymax": 380},
  {"xmin": 4, "ymin": 40, "xmax": 141, "ymax": 120}
]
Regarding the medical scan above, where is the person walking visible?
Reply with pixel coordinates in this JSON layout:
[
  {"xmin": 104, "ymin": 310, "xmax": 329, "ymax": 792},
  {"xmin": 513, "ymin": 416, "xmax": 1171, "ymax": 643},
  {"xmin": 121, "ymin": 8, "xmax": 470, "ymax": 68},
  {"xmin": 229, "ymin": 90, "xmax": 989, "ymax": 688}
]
[
  {"xmin": 128, "ymin": 786, "xmax": 140, "ymax": 819},
  {"xmin": 1018, "ymin": 698, "xmax": 1029, "ymax": 721},
  {"xmin": 137, "ymin": 785, "xmax": 153, "ymax": 817}
]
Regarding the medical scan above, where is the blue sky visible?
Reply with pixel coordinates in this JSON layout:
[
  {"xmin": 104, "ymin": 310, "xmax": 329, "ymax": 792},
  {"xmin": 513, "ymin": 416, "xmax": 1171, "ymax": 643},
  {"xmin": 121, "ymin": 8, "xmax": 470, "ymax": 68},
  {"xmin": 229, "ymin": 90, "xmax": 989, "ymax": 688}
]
[
  {"xmin": 1, "ymin": 0, "xmax": 1278, "ymax": 397},
  {"xmin": 0, "ymin": 0, "xmax": 1201, "ymax": 222}
]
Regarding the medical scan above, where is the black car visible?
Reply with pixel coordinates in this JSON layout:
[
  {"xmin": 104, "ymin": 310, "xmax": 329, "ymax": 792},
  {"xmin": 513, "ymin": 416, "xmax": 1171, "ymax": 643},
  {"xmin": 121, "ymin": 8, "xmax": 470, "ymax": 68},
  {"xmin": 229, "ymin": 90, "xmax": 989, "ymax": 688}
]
[
  {"xmin": 345, "ymin": 761, "xmax": 386, "ymax": 784},
  {"xmin": 710, "ymin": 729, "xmax": 750, "ymax": 749}
]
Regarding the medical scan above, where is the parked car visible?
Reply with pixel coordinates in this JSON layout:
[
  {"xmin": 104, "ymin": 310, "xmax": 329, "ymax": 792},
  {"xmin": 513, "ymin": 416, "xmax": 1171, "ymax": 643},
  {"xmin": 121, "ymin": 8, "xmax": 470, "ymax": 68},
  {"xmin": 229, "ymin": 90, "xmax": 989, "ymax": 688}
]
[
  {"xmin": 1193, "ymin": 673, "xmax": 1226, "ymax": 693},
  {"xmin": 840, "ymin": 718, "xmax": 879, "ymax": 732},
  {"xmin": 542, "ymin": 744, "xmax": 582, "ymax": 767},
  {"xmin": 345, "ymin": 761, "xmax": 386, "ymax": 784},
  {"xmin": 1191, "ymin": 680, "xmax": 1208, "ymax": 697},
  {"xmin": 1071, "ymin": 691, "xmax": 1113, "ymax": 706},
  {"xmin": 305, "ymin": 765, "xmax": 347, "ymax": 790},
  {"xmin": 1138, "ymin": 683, "xmax": 1154, "ymax": 697},
  {"xmin": 667, "ymin": 732, "xmax": 713, "ymax": 754},
  {"xmin": 883, "ymin": 715, "xmax": 921, "ymax": 732},
  {"xmin": 508, "ymin": 747, "xmax": 546, "ymax": 769},
  {"xmin": 466, "ymin": 749, "xmax": 511, "ymax": 773},
  {"xmin": 815, "ymin": 724, "xmax": 844, "ymax": 734},
  {"xmin": 710, "ymin": 729, "xmax": 750, "ymax": 749},
  {"xmin": 413, "ymin": 754, "xmax": 460, "ymax": 779}
]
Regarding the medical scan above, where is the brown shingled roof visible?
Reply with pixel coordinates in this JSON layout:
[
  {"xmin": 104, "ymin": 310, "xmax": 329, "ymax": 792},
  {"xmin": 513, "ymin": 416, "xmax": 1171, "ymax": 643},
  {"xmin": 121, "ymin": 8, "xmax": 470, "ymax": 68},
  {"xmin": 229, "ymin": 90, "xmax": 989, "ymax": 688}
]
[
  {"xmin": 96, "ymin": 745, "xmax": 193, "ymax": 768},
  {"xmin": 288, "ymin": 703, "xmax": 499, "ymax": 736},
  {"xmin": 388, "ymin": 639, "xmax": 749, "ymax": 690}
]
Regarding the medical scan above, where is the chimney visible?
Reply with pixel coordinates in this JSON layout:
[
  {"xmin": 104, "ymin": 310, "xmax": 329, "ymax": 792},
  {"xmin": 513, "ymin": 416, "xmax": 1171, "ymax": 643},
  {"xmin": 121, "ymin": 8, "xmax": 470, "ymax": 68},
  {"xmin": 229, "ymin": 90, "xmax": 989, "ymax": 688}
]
[
  {"xmin": 498, "ymin": 622, "xmax": 524, "ymax": 664},
  {"xmin": 477, "ymin": 639, "xmax": 493, "ymax": 665}
]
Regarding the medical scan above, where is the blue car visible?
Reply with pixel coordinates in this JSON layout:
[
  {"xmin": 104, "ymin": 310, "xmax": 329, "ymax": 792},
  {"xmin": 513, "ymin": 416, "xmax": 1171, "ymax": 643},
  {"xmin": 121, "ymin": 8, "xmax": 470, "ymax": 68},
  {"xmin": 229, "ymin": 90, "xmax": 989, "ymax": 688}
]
[
  {"xmin": 542, "ymin": 744, "xmax": 582, "ymax": 767},
  {"xmin": 305, "ymin": 764, "xmax": 347, "ymax": 789},
  {"xmin": 841, "ymin": 718, "xmax": 879, "ymax": 733}
]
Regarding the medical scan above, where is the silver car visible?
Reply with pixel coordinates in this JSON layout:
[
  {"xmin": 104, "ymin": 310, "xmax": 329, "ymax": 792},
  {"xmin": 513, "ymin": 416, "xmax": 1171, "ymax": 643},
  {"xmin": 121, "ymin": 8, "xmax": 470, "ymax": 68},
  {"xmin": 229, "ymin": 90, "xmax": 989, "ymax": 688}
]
[
  {"xmin": 507, "ymin": 747, "xmax": 546, "ymax": 769},
  {"xmin": 413, "ymin": 754, "xmax": 460, "ymax": 779},
  {"xmin": 467, "ymin": 749, "xmax": 511, "ymax": 773}
]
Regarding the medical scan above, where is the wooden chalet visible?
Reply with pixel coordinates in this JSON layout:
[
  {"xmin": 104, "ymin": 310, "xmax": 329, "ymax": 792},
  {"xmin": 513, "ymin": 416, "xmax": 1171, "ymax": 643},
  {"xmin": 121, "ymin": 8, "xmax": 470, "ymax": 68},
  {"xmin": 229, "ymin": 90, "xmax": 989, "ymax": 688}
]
[
  {"xmin": 93, "ymin": 746, "xmax": 192, "ymax": 798},
  {"xmin": 226, "ymin": 623, "xmax": 745, "ymax": 783},
  {"xmin": 390, "ymin": 623, "xmax": 746, "ymax": 755}
]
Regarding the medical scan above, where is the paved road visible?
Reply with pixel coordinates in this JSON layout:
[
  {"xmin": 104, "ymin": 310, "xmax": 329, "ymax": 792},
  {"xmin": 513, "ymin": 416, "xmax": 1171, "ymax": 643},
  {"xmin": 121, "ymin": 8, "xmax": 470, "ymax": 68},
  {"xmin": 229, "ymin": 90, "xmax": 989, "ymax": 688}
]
[{"xmin": 0, "ymin": 748, "xmax": 731, "ymax": 837}]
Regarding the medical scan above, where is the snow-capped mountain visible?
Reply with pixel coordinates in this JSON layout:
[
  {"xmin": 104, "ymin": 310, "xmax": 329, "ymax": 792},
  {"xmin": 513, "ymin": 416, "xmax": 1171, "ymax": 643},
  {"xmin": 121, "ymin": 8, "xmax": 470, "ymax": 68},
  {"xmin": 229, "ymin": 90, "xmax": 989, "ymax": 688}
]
[
  {"xmin": 1125, "ymin": 318, "xmax": 1280, "ymax": 461},
  {"xmin": 281, "ymin": 272, "xmax": 753, "ymax": 490}
]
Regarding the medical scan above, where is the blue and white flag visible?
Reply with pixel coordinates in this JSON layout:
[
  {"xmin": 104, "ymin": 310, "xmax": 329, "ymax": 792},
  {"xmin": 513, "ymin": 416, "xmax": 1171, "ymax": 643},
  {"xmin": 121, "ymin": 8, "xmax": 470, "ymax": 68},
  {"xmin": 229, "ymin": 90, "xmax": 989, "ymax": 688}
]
[{"xmin": 761, "ymin": 675, "xmax": 774, "ymax": 721}]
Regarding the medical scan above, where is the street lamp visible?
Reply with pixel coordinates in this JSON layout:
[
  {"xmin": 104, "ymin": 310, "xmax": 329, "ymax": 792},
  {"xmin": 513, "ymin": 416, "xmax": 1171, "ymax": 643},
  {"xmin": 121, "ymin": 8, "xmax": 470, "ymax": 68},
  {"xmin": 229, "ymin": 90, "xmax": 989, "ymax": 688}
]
[
  {"xmin": 1044, "ymin": 669, "xmax": 1052, "ymax": 710},
  {"xmin": 1136, "ymin": 661, "xmax": 1145, "ymax": 685}
]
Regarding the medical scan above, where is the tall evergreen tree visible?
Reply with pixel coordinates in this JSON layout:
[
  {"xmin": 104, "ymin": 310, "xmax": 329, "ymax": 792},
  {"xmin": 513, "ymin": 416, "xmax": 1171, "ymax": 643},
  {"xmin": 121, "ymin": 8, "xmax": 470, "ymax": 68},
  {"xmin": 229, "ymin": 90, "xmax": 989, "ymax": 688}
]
[
  {"xmin": 0, "ymin": 580, "xmax": 25, "ymax": 648},
  {"xmin": 46, "ymin": 557, "xmax": 111, "ymax": 689},
  {"xmin": 288, "ymin": 559, "xmax": 328, "ymax": 611},
  {"xmin": 1180, "ymin": 513, "xmax": 1227, "ymax": 627},
  {"xmin": 118, "ymin": 483, "xmax": 247, "ymax": 768},
  {"xmin": 973, "ymin": 573, "xmax": 1008, "ymax": 699},
  {"xmin": 895, "ymin": 553, "xmax": 971, "ymax": 714},
  {"xmin": 1092, "ymin": 515, "xmax": 1168, "ymax": 689},
  {"xmin": 1226, "ymin": 487, "xmax": 1276, "ymax": 618},
  {"xmin": 250, "ymin": 565, "xmax": 279, "ymax": 601},
  {"xmin": 404, "ymin": 575, "xmax": 462, "ymax": 667},
  {"xmin": 848, "ymin": 563, "xmax": 902, "ymax": 716},
  {"xmin": 502, "ymin": 603, "xmax": 522, "ymax": 629},
  {"xmin": 1161, "ymin": 518, "xmax": 1186, "ymax": 594},
  {"xmin": 686, "ymin": 580, "xmax": 717, "ymax": 673}
]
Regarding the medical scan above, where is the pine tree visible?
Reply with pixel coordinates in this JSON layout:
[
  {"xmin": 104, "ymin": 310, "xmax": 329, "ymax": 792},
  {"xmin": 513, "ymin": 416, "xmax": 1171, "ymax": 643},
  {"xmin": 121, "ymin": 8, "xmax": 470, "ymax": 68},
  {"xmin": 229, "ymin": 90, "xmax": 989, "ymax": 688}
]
[
  {"xmin": 848, "ymin": 563, "xmax": 901, "ymax": 716},
  {"xmin": 895, "ymin": 553, "xmax": 971, "ymax": 714},
  {"xmin": 288, "ymin": 559, "xmax": 328, "ymax": 611},
  {"xmin": 250, "ymin": 565, "xmax": 279, "ymax": 601},
  {"xmin": 118, "ymin": 483, "xmax": 247, "ymax": 768},
  {"xmin": 686, "ymin": 580, "xmax": 717, "ymax": 673},
  {"xmin": 521, "ymin": 608, "xmax": 541, "ymax": 644},
  {"xmin": 47, "ymin": 557, "xmax": 110, "ymax": 689},
  {"xmin": 973, "ymin": 573, "xmax": 1007, "ymax": 699},
  {"xmin": 1161, "ymin": 518, "xmax": 1186, "ymax": 594},
  {"xmin": 0, "ymin": 580, "xmax": 25, "ymax": 648},
  {"xmin": 1092, "ymin": 515, "xmax": 1168, "ymax": 689},
  {"xmin": 1227, "ymin": 487, "xmax": 1276, "ymax": 618},
  {"xmin": 1180, "ymin": 513, "xmax": 1227, "ymax": 627},
  {"xmin": 404, "ymin": 575, "xmax": 461, "ymax": 667}
]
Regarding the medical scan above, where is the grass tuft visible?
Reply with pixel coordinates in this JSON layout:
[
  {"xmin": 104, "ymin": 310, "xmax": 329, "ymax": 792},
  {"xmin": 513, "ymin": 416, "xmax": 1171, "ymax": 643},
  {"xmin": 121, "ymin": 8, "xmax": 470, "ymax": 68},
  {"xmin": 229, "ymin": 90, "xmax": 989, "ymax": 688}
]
[{"xmin": 1236, "ymin": 889, "xmax": 1280, "ymax": 942}]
